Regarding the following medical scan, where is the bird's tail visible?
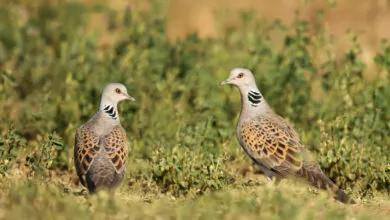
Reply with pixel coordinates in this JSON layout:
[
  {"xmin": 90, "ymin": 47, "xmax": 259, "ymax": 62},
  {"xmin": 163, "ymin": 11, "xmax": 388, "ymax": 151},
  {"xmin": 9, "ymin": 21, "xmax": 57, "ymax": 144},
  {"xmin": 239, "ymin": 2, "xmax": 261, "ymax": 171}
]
[{"xmin": 296, "ymin": 163, "xmax": 356, "ymax": 204}]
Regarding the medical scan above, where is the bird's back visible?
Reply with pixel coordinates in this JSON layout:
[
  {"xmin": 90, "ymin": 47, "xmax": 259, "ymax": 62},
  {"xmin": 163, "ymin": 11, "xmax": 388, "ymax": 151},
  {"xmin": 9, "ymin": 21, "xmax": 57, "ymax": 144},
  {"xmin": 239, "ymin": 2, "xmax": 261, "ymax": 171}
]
[{"xmin": 74, "ymin": 115, "xmax": 128, "ymax": 192}]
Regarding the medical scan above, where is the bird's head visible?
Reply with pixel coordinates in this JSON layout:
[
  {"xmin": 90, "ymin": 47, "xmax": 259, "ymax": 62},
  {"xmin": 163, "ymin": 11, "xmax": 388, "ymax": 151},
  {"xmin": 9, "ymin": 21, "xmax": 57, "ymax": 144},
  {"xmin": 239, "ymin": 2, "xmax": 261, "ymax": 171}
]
[
  {"xmin": 220, "ymin": 68, "xmax": 257, "ymax": 89},
  {"xmin": 101, "ymin": 83, "xmax": 136, "ymax": 105}
]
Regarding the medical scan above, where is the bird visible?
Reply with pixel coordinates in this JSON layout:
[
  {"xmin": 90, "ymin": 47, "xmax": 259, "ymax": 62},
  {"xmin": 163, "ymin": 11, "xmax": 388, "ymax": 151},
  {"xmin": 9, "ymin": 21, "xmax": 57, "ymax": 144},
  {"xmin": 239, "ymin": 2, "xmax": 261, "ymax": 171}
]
[
  {"xmin": 220, "ymin": 68, "xmax": 355, "ymax": 204},
  {"xmin": 74, "ymin": 83, "xmax": 136, "ymax": 193}
]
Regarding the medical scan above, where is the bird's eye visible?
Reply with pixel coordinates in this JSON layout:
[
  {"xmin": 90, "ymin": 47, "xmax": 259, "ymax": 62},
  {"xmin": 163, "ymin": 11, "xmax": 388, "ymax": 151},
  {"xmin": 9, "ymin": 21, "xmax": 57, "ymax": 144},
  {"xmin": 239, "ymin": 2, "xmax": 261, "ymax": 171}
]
[
  {"xmin": 115, "ymin": 88, "xmax": 121, "ymax": 94},
  {"xmin": 237, "ymin": 73, "xmax": 244, "ymax": 78}
]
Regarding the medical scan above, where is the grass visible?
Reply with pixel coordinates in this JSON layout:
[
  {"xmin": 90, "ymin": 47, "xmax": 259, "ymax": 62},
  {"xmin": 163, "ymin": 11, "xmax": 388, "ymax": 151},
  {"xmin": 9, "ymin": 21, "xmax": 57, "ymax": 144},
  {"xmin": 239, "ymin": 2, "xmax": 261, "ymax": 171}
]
[{"xmin": 0, "ymin": 0, "xmax": 390, "ymax": 219}]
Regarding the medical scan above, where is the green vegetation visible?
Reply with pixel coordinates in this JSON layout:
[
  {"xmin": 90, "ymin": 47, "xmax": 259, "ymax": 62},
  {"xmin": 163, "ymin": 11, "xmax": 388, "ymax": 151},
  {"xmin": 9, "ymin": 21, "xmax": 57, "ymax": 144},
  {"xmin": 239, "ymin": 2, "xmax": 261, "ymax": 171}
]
[{"xmin": 1, "ymin": 1, "xmax": 390, "ymax": 219}]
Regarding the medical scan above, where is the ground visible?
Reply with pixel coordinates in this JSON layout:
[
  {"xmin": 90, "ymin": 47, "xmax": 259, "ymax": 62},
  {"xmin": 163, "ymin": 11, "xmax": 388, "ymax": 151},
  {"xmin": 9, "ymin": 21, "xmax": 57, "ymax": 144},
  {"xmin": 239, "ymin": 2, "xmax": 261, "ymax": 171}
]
[{"xmin": 0, "ymin": 0, "xmax": 390, "ymax": 219}]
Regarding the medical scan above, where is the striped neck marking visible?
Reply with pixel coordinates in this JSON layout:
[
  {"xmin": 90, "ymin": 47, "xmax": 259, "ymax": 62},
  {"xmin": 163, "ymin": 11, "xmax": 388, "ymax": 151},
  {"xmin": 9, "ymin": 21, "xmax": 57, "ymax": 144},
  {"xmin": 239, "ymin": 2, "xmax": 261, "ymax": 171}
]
[
  {"xmin": 103, "ymin": 105, "xmax": 118, "ymax": 120},
  {"xmin": 247, "ymin": 90, "xmax": 262, "ymax": 106}
]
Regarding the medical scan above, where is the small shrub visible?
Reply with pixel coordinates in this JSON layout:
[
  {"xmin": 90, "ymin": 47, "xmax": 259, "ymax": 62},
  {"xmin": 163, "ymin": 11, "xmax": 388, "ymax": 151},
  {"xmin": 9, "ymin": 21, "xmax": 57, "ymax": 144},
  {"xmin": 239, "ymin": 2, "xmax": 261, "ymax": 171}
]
[{"xmin": 0, "ymin": 128, "xmax": 26, "ymax": 176}]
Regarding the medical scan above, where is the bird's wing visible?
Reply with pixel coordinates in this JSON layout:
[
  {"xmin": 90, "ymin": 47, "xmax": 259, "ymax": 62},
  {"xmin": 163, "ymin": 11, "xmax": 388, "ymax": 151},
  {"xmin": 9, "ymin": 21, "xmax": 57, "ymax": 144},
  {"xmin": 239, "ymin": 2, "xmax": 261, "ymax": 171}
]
[
  {"xmin": 101, "ymin": 125, "xmax": 128, "ymax": 173},
  {"xmin": 239, "ymin": 116, "xmax": 306, "ymax": 177},
  {"xmin": 74, "ymin": 124, "xmax": 100, "ymax": 183},
  {"xmin": 239, "ymin": 114, "xmax": 355, "ymax": 203},
  {"xmin": 75, "ymin": 125, "xmax": 128, "ymax": 178}
]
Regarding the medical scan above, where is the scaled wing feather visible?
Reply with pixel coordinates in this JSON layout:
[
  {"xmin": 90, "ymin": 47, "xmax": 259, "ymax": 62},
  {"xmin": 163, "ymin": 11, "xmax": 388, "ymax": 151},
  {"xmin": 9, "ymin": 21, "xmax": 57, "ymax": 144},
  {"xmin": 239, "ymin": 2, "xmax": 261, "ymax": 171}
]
[
  {"xmin": 239, "ymin": 116, "xmax": 305, "ymax": 177},
  {"xmin": 74, "ymin": 125, "xmax": 100, "ymax": 178}
]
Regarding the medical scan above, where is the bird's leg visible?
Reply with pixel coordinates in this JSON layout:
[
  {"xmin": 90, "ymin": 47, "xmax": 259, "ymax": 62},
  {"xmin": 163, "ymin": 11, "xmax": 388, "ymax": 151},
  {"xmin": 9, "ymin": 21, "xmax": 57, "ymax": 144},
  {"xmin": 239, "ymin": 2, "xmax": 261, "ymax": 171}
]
[
  {"xmin": 274, "ymin": 177, "xmax": 282, "ymax": 185},
  {"xmin": 253, "ymin": 164, "xmax": 276, "ymax": 182}
]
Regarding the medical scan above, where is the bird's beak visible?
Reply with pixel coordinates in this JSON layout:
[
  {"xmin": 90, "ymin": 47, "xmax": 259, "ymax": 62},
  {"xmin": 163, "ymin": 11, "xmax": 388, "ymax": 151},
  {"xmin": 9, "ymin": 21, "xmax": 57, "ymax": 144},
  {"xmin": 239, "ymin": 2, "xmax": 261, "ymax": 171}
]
[
  {"xmin": 220, "ymin": 78, "xmax": 232, "ymax": 86},
  {"xmin": 123, "ymin": 93, "xmax": 136, "ymax": 102}
]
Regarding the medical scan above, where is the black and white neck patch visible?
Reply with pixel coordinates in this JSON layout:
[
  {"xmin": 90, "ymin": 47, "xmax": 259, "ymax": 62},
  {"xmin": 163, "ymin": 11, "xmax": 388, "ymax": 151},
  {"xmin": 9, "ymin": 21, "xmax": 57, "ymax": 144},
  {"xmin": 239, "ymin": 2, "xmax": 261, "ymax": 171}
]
[
  {"xmin": 247, "ymin": 90, "xmax": 262, "ymax": 107},
  {"xmin": 103, "ymin": 105, "xmax": 117, "ymax": 120}
]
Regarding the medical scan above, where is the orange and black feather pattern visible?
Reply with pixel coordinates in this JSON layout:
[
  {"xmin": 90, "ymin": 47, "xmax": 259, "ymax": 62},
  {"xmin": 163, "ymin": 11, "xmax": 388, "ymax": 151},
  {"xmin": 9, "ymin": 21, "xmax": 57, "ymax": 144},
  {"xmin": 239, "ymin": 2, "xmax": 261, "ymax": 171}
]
[
  {"xmin": 101, "ymin": 126, "xmax": 128, "ymax": 173},
  {"xmin": 239, "ymin": 116, "xmax": 304, "ymax": 177},
  {"xmin": 74, "ymin": 125, "xmax": 128, "ymax": 186},
  {"xmin": 239, "ymin": 116, "xmax": 355, "ymax": 204}
]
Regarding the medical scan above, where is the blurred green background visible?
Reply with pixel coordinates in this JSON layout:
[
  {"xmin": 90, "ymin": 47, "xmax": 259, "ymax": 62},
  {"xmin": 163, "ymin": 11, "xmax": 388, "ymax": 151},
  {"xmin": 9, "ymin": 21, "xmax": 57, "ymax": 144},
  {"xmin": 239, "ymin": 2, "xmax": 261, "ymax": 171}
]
[{"xmin": 0, "ymin": 0, "xmax": 390, "ymax": 219}]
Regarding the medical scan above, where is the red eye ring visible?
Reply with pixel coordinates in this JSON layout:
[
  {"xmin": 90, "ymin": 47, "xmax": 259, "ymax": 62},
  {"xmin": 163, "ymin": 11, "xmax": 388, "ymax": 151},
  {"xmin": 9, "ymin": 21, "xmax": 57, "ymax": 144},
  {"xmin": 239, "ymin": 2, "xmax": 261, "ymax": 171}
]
[
  {"xmin": 237, "ymin": 73, "xmax": 244, "ymax": 78},
  {"xmin": 115, "ymin": 88, "xmax": 121, "ymax": 94}
]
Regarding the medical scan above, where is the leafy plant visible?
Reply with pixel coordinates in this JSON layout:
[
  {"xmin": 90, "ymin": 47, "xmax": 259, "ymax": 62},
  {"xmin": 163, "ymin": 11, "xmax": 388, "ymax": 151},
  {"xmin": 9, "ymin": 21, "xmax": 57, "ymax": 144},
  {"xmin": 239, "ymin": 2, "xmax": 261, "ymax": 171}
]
[{"xmin": 0, "ymin": 128, "xmax": 26, "ymax": 176}]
